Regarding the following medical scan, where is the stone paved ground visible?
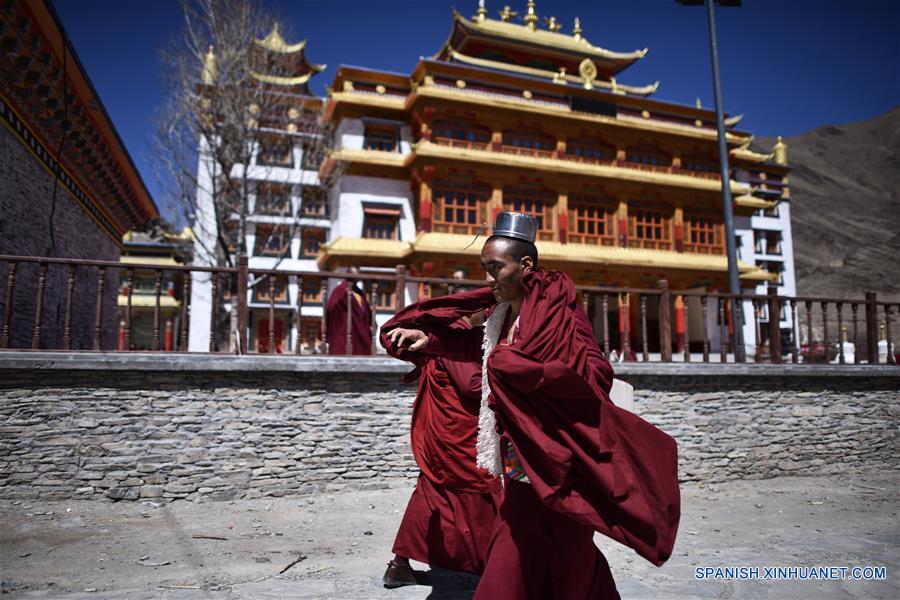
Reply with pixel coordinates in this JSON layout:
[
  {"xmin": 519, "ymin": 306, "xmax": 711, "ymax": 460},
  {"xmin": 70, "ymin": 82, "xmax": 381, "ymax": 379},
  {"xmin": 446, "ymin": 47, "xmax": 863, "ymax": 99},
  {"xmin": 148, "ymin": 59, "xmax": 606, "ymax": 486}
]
[{"xmin": 1, "ymin": 469, "xmax": 897, "ymax": 600}]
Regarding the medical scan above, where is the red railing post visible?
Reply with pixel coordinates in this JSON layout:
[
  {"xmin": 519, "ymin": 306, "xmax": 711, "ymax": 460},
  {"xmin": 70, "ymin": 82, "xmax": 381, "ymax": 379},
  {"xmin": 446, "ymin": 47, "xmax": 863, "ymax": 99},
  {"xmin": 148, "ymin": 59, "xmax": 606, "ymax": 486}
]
[
  {"xmin": 395, "ymin": 264, "xmax": 407, "ymax": 310},
  {"xmin": 768, "ymin": 286, "xmax": 782, "ymax": 364},
  {"xmin": 658, "ymin": 279, "xmax": 672, "ymax": 362},
  {"xmin": 865, "ymin": 292, "xmax": 878, "ymax": 364},
  {"xmin": 2, "ymin": 262, "xmax": 17, "ymax": 348},
  {"xmin": 236, "ymin": 256, "xmax": 249, "ymax": 355}
]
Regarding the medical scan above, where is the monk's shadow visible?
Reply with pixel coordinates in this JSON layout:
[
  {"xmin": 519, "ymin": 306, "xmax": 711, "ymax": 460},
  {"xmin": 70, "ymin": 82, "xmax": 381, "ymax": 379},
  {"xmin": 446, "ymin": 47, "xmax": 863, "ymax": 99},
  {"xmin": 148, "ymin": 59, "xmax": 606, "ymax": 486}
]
[{"xmin": 418, "ymin": 565, "xmax": 479, "ymax": 600}]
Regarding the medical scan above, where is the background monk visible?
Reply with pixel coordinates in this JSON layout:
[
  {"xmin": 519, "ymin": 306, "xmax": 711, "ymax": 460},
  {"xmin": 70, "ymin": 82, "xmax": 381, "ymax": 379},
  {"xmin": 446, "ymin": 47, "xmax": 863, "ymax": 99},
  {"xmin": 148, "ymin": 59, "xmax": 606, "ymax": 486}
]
[
  {"xmin": 380, "ymin": 309, "xmax": 501, "ymax": 587},
  {"xmin": 384, "ymin": 212, "xmax": 681, "ymax": 599},
  {"xmin": 325, "ymin": 266, "xmax": 373, "ymax": 355}
]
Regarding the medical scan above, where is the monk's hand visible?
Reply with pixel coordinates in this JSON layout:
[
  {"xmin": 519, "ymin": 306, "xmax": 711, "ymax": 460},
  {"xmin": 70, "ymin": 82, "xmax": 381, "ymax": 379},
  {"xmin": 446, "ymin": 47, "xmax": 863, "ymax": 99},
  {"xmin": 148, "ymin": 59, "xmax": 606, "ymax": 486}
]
[{"xmin": 387, "ymin": 327, "xmax": 429, "ymax": 351}]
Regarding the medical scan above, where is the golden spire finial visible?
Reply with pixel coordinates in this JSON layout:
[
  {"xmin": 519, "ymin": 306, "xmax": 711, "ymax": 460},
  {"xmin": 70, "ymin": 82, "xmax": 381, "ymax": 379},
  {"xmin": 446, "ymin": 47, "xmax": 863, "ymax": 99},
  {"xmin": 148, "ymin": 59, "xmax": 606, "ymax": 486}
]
[
  {"xmin": 202, "ymin": 45, "xmax": 217, "ymax": 85},
  {"xmin": 524, "ymin": 0, "xmax": 538, "ymax": 30},
  {"xmin": 498, "ymin": 5, "xmax": 517, "ymax": 21},
  {"xmin": 474, "ymin": 0, "xmax": 488, "ymax": 22},
  {"xmin": 773, "ymin": 135, "xmax": 788, "ymax": 165},
  {"xmin": 544, "ymin": 16, "xmax": 561, "ymax": 32},
  {"xmin": 572, "ymin": 17, "xmax": 582, "ymax": 40}
]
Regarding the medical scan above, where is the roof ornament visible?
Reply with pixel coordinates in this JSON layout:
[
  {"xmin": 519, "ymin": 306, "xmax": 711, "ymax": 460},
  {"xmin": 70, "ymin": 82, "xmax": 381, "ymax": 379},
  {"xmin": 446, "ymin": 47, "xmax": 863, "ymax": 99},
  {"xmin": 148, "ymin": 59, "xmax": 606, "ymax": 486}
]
[
  {"xmin": 498, "ymin": 5, "xmax": 518, "ymax": 21},
  {"xmin": 202, "ymin": 45, "xmax": 217, "ymax": 85},
  {"xmin": 544, "ymin": 16, "xmax": 561, "ymax": 32},
  {"xmin": 773, "ymin": 136, "xmax": 788, "ymax": 165},
  {"xmin": 579, "ymin": 58, "xmax": 597, "ymax": 90},
  {"xmin": 524, "ymin": 0, "xmax": 538, "ymax": 30},
  {"xmin": 572, "ymin": 17, "xmax": 583, "ymax": 40},
  {"xmin": 695, "ymin": 97, "xmax": 702, "ymax": 109},
  {"xmin": 552, "ymin": 66, "xmax": 567, "ymax": 84},
  {"xmin": 474, "ymin": 0, "xmax": 488, "ymax": 22}
]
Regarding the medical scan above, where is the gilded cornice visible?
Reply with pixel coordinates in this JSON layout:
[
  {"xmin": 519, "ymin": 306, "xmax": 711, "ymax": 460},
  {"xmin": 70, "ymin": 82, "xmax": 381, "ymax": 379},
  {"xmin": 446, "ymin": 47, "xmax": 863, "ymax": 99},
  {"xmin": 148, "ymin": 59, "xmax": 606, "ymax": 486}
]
[
  {"xmin": 411, "ymin": 140, "xmax": 750, "ymax": 195},
  {"xmin": 319, "ymin": 231, "xmax": 775, "ymax": 281},
  {"xmin": 329, "ymin": 147, "xmax": 411, "ymax": 169},
  {"xmin": 733, "ymin": 194, "xmax": 778, "ymax": 210},
  {"xmin": 328, "ymin": 91, "xmax": 407, "ymax": 111},
  {"xmin": 446, "ymin": 48, "xmax": 658, "ymax": 96},
  {"xmin": 250, "ymin": 71, "xmax": 315, "ymax": 86},
  {"xmin": 413, "ymin": 85, "xmax": 749, "ymax": 145},
  {"xmin": 319, "ymin": 236, "xmax": 412, "ymax": 259},
  {"xmin": 452, "ymin": 11, "xmax": 647, "ymax": 62}
]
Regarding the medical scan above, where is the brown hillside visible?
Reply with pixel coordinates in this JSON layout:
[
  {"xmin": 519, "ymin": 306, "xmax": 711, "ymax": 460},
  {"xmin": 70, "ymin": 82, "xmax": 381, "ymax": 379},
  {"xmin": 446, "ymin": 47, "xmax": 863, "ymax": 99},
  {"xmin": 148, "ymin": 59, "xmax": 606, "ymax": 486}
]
[{"xmin": 755, "ymin": 107, "xmax": 900, "ymax": 303}]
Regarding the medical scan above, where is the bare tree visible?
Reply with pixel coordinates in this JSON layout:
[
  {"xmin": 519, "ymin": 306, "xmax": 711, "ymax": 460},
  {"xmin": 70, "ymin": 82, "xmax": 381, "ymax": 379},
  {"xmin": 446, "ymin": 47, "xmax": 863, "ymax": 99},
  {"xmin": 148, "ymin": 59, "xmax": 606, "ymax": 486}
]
[
  {"xmin": 153, "ymin": 0, "xmax": 342, "ymax": 352},
  {"xmin": 154, "ymin": 0, "xmax": 340, "ymax": 271}
]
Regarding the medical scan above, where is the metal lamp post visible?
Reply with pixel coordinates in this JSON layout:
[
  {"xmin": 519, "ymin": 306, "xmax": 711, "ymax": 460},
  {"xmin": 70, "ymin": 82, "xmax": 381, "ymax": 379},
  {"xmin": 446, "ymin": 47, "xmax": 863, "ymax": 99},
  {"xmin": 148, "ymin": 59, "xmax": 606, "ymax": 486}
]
[{"xmin": 677, "ymin": 0, "xmax": 744, "ymax": 359}]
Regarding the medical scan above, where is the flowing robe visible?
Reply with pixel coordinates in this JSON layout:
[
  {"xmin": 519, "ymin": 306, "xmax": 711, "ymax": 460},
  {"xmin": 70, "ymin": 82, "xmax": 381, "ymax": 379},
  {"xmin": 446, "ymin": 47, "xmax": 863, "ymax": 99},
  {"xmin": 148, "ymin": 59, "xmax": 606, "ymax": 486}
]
[
  {"xmin": 388, "ymin": 325, "xmax": 501, "ymax": 573},
  {"xmin": 381, "ymin": 271, "xmax": 681, "ymax": 598},
  {"xmin": 325, "ymin": 280, "xmax": 373, "ymax": 355}
]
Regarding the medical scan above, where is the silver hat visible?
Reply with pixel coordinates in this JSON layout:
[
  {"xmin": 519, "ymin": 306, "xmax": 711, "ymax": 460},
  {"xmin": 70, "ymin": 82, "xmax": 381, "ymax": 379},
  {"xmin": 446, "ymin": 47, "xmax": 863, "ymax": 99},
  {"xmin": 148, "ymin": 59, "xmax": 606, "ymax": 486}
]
[{"xmin": 493, "ymin": 212, "xmax": 538, "ymax": 243}]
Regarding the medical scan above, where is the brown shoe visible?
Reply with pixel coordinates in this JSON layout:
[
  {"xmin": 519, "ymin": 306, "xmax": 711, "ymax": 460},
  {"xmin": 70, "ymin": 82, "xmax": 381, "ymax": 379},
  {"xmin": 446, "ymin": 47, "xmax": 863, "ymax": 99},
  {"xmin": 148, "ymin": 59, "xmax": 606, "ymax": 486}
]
[{"xmin": 383, "ymin": 559, "xmax": 418, "ymax": 588}]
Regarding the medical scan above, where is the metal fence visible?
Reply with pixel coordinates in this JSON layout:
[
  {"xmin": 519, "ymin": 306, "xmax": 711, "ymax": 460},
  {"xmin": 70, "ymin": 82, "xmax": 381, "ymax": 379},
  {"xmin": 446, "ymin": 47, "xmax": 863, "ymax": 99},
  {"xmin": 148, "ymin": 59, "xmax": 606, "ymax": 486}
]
[{"xmin": 0, "ymin": 254, "xmax": 896, "ymax": 365}]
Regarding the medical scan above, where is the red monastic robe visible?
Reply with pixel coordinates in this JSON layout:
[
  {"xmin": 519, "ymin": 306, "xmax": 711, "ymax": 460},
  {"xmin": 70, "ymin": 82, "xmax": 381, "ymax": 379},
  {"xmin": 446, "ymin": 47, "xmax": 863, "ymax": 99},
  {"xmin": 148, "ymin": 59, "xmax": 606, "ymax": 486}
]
[
  {"xmin": 381, "ymin": 271, "xmax": 681, "ymax": 599},
  {"xmin": 326, "ymin": 280, "xmax": 373, "ymax": 355},
  {"xmin": 384, "ymin": 321, "xmax": 501, "ymax": 574}
]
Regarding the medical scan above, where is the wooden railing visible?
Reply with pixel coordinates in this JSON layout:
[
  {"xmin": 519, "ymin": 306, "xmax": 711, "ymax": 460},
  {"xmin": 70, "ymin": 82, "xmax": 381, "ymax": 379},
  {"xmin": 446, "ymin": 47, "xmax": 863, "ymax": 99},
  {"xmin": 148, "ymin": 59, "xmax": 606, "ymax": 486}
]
[{"xmin": 0, "ymin": 254, "xmax": 896, "ymax": 365}]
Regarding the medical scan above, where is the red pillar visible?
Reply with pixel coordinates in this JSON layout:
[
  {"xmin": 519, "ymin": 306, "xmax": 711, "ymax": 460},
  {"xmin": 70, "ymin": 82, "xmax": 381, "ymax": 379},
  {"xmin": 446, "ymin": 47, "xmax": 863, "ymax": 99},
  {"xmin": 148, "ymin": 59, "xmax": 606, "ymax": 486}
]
[{"xmin": 164, "ymin": 319, "xmax": 174, "ymax": 352}]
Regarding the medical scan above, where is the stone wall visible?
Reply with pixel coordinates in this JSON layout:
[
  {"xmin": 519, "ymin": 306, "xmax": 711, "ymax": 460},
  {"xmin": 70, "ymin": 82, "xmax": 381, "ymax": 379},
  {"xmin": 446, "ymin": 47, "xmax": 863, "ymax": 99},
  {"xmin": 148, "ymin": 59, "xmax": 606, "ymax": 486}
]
[
  {"xmin": 0, "ymin": 127, "xmax": 120, "ymax": 351},
  {"xmin": 0, "ymin": 355, "xmax": 898, "ymax": 502}
]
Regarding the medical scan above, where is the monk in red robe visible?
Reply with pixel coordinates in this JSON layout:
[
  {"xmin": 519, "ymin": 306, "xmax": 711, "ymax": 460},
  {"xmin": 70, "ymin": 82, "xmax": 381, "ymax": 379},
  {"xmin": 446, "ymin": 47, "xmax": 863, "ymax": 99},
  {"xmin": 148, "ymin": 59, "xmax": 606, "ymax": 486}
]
[
  {"xmin": 325, "ymin": 269, "xmax": 373, "ymax": 355},
  {"xmin": 381, "ymin": 311, "xmax": 502, "ymax": 587},
  {"xmin": 384, "ymin": 215, "xmax": 680, "ymax": 599}
]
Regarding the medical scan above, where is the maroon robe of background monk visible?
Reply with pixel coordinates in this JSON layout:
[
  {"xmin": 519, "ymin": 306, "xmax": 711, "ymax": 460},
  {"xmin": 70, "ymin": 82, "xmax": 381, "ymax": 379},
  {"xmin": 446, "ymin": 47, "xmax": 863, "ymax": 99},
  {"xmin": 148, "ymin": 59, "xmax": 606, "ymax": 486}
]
[
  {"xmin": 381, "ymin": 316, "xmax": 501, "ymax": 586},
  {"xmin": 384, "ymin": 218, "xmax": 681, "ymax": 599},
  {"xmin": 325, "ymin": 279, "xmax": 373, "ymax": 355}
]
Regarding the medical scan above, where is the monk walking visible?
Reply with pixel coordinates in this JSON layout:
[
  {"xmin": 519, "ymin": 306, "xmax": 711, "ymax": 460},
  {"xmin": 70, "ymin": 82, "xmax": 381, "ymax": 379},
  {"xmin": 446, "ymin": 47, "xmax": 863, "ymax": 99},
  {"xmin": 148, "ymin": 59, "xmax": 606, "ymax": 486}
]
[
  {"xmin": 384, "ymin": 212, "xmax": 681, "ymax": 599},
  {"xmin": 381, "ymin": 309, "xmax": 501, "ymax": 586},
  {"xmin": 325, "ymin": 266, "xmax": 373, "ymax": 355}
]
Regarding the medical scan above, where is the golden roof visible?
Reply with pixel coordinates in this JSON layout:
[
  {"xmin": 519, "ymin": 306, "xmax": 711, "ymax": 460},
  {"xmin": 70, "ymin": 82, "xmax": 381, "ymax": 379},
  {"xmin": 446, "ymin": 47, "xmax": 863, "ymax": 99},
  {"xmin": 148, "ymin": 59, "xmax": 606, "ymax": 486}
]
[
  {"xmin": 251, "ymin": 22, "xmax": 326, "ymax": 86},
  {"xmin": 255, "ymin": 23, "xmax": 307, "ymax": 54},
  {"xmin": 446, "ymin": 48, "xmax": 658, "ymax": 96},
  {"xmin": 451, "ymin": 9, "xmax": 647, "ymax": 63}
]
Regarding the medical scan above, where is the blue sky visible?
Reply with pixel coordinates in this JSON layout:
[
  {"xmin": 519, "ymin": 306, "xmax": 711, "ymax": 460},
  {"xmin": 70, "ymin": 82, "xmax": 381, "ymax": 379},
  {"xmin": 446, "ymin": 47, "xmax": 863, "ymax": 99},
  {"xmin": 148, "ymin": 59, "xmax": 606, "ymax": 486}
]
[{"xmin": 53, "ymin": 0, "xmax": 899, "ymax": 217}]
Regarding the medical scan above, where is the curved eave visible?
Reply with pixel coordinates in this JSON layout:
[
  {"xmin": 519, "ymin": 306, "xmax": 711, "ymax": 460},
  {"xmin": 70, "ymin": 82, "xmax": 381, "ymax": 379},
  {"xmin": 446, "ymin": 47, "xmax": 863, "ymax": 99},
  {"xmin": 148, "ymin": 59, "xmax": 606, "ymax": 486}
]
[
  {"xmin": 412, "ymin": 85, "xmax": 748, "ymax": 145},
  {"xmin": 453, "ymin": 12, "xmax": 647, "ymax": 65},
  {"xmin": 250, "ymin": 71, "xmax": 313, "ymax": 86},
  {"xmin": 734, "ymin": 194, "xmax": 778, "ymax": 210},
  {"xmin": 446, "ymin": 48, "xmax": 657, "ymax": 96},
  {"xmin": 730, "ymin": 147, "xmax": 774, "ymax": 164}
]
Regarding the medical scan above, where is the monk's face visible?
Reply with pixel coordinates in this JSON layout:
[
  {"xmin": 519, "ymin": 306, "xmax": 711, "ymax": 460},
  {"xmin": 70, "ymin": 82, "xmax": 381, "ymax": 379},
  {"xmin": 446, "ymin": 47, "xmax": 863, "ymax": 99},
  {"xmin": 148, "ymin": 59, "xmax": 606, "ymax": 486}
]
[{"xmin": 480, "ymin": 238, "xmax": 531, "ymax": 304}]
